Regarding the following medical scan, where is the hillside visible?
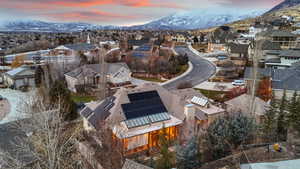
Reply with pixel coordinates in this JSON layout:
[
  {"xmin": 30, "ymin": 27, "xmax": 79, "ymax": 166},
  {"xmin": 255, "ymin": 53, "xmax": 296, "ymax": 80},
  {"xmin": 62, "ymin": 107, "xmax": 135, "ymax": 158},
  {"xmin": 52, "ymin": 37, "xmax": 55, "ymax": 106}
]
[
  {"xmin": 267, "ymin": 0, "xmax": 300, "ymax": 13},
  {"xmin": 264, "ymin": 4, "xmax": 300, "ymax": 22},
  {"xmin": 132, "ymin": 7, "xmax": 265, "ymax": 30}
]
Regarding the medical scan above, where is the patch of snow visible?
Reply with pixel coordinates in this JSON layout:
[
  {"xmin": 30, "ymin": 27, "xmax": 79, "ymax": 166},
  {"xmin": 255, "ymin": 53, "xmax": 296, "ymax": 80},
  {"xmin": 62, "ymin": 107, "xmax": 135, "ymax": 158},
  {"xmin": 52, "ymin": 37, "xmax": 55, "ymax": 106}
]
[{"xmin": 0, "ymin": 89, "xmax": 35, "ymax": 124}]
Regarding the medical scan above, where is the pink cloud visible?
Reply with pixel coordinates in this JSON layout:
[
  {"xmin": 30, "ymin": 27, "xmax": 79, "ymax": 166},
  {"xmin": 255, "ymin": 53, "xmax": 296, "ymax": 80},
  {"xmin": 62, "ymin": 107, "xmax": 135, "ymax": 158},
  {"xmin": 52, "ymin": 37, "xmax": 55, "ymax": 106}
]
[{"xmin": 44, "ymin": 10, "xmax": 138, "ymax": 22}]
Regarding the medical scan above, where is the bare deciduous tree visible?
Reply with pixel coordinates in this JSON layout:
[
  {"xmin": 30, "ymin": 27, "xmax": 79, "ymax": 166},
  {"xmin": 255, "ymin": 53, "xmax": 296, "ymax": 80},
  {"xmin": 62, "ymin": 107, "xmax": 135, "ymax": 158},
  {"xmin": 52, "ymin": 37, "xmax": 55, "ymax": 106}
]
[{"xmin": 0, "ymin": 94, "xmax": 83, "ymax": 169}]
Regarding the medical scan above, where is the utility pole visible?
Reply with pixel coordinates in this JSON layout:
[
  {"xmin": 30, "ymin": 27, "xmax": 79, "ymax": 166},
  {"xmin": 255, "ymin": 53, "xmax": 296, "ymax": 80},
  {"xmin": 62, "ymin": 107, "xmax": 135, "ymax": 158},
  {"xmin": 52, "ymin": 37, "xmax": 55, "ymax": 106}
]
[
  {"xmin": 98, "ymin": 45, "xmax": 108, "ymax": 100},
  {"xmin": 0, "ymin": 50, "xmax": 5, "ymax": 66},
  {"xmin": 250, "ymin": 40, "xmax": 262, "ymax": 116}
]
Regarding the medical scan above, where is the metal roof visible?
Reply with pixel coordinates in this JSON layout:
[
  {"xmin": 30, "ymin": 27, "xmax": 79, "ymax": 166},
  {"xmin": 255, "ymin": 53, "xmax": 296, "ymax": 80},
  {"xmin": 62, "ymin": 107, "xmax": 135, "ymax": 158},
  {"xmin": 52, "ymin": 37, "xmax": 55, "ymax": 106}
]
[
  {"xmin": 64, "ymin": 43, "xmax": 97, "ymax": 51},
  {"xmin": 5, "ymin": 66, "xmax": 35, "ymax": 77}
]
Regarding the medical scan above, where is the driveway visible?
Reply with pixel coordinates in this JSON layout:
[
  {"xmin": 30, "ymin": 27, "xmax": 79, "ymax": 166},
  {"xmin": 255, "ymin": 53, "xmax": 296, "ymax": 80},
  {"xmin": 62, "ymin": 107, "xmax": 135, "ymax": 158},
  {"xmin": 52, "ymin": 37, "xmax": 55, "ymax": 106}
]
[{"xmin": 162, "ymin": 46, "xmax": 217, "ymax": 90}]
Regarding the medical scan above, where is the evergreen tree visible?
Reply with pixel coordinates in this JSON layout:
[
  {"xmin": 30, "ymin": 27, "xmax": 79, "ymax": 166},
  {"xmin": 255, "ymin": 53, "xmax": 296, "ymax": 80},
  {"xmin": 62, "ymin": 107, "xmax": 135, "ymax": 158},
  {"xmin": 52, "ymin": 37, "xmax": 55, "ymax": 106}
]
[
  {"xmin": 35, "ymin": 65, "xmax": 44, "ymax": 87},
  {"xmin": 277, "ymin": 90, "xmax": 288, "ymax": 141},
  {"xmin": 287, "ymin": 91, "xmax": 298, "ymax": 127},
  {"xmin": 206, "ymin": 114, "xmax": 256, "ymax": 160},
  {"xmin": 176, "ymin": 137, "xmax": 201, "ymax": 169},
  {"xmin": 227, "ymin": 113, "xmax": 256, "ymax": 149},
  {"xmin": 288, "ymin": 91, "xmax": 300, "ymax": 133},
  {"xmin": 155, "ymin": 127, "xmax": 174, "ymax": 169},
  {"xmin": 262, "ymin": 93, "xmax": 278, "ymax": 142}
]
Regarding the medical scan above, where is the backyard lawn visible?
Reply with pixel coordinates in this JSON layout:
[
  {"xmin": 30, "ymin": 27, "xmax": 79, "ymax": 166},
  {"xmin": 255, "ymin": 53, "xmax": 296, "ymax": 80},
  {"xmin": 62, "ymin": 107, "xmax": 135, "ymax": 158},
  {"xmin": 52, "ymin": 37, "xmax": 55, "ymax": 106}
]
[
  {"xmin": 194, "ymin": 88, "xmax": 228, "ymax": 102},
  {"xmin": 71, "ymin": 94, "xmax": 96, "ymax": 103}
]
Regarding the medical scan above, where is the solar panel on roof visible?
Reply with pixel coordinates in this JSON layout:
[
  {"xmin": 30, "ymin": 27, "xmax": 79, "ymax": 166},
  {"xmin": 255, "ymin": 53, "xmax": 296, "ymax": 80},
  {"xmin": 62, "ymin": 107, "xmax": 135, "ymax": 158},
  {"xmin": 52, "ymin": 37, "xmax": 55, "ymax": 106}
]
[
  {"xmin": 124, "ymin": 116, "xmax": 150, "ymax": 129},
  {"xmin": 148, "ymin": 112, "xmax": 170, "ymax": 123},
  {"xmin": 122, "ymin": 90, "xmax": 171, "ymax": 128},
  {"xmin": 191, "ymin": 96, "xmax": 208, "ymax": 107},
  {"xmin": 132, "ymin": 52, "xmax": 146, "ymax": 58},
  {"xmin": 124, "ymin": 113, "xmax": 171, "ymax": 128},
  {"xmin": 128, "ymin": 90, "xmax": 160, "ymax": 102},
  {"xmin": 121, "ymin": 98, "xmax": 167, "ymax": 119}
]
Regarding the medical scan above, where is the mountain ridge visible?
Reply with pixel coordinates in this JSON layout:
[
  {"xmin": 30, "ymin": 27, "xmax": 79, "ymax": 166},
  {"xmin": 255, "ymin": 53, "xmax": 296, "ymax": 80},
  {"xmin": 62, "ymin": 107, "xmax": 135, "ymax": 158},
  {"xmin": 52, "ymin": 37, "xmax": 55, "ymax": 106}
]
[
  {"xmin": 0, "ymin": 7, "xmax": 266, "ymax": 32},
  {"xmin": 267, "ymin": 0, "xmax": 300, "ymax": 13}
]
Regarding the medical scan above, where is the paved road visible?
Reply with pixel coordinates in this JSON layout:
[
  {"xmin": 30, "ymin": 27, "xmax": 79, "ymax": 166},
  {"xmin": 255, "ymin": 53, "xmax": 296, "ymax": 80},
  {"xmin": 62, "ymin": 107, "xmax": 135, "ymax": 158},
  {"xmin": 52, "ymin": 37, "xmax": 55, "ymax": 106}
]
[{"xmin": 163, "ymin": 46, "xmax": 217, "ymax": 90}]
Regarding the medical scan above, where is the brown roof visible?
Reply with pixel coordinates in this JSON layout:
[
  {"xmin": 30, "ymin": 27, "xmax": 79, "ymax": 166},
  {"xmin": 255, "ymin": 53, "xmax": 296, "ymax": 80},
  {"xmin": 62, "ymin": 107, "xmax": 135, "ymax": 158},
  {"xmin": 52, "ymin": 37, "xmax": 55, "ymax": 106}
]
[{"xmin": 225, "ymin": 94, "xmax": 268, "ymax": 116}]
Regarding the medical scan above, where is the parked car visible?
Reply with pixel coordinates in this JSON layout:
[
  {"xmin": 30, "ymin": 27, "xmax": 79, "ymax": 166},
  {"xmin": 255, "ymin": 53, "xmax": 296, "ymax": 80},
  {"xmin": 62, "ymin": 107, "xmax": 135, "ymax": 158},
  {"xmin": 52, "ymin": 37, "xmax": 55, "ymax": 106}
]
[
  {"xmin": 217, "ymin": 55, "xmax": 228, "ymax": 60},
  {"xmin": 232, "ymin": 80, "xmax": 245, "ymax": 86}
]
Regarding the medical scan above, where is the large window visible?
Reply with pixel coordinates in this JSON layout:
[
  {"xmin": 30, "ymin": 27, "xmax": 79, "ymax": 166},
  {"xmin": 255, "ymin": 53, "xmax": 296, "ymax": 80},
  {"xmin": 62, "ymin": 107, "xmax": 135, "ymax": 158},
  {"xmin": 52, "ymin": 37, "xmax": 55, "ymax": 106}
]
[{"xmin": 124, "ymin": 133, "xmax": 148, "ymax": 150}]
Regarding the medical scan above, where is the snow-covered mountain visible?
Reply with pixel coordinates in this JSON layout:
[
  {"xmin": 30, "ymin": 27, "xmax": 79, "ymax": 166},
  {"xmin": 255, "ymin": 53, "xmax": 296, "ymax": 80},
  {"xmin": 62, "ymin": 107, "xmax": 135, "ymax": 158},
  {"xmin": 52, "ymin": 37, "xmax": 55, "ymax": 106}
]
[
  {"xmin": 133, "ymin": 7, "xmax": 267, "ymax": 30},
  {"xmin": 0, "ymin": 7, "xmax": 266, "ymax": 31},
  {"xmin": 0, "ymin": 20, "xmax": 121, "ymax": 32}
]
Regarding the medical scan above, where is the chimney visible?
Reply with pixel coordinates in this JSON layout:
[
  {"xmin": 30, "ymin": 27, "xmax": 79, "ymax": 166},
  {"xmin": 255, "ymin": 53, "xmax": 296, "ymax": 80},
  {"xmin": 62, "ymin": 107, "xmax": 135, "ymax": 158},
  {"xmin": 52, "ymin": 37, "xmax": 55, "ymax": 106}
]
[{"xmin": 184, "ymin": 104, "xmax": 195, "ymax": 121}]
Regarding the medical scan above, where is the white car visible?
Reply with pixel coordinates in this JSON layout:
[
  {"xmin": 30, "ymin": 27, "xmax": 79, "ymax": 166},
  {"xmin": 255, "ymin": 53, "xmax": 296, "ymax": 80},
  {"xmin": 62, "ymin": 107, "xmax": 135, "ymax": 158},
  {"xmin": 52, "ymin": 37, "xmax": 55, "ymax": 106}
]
[{"xmin": 232, "ymin": 80, "xmax": 245, "ymax": 86}]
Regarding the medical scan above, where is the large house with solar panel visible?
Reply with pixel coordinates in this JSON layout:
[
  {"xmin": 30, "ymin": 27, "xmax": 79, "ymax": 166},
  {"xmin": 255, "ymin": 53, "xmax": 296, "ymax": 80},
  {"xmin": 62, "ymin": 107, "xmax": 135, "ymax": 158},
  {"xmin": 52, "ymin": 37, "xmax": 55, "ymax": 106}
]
[
  {"xmin": 79, "ymin": 83, "xmax": 225, "ymax": 155},
  {"xmin": 131, "ymin": 44, "xmax": 156, "ymax": 61}
]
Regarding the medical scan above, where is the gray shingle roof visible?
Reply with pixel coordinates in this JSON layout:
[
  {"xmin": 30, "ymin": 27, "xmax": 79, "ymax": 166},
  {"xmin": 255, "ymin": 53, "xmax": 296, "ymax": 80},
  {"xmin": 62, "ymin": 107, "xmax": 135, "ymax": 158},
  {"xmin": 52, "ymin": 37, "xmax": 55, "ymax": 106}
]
[
  {"xmin": 279, "ymin": 49, "xmax": 300, "ymax": 58},
  {"xmin": 64, "ymin": 43, "xmax": 97, "ymax": 51},
  {"xmin": 257, "ymin": 40, "xmax": 281, "ymax": 50},
  {"xmin": 80, "ymin": 96, "xmax": 116, "ymax": 130},
  {"xmin": 227, "ymin": 42, "xmax": 249, "ymax": 54},
  {"xmin": 258, "ymin": 30, "xmax": 296, "ymax": 38},
  {"xmin": 272, "ymin": 68, "xmax": 300, "ymax": 91},
  {"xmin": 244, "ymin": 67, "xmax": 272, "ymax": 80},
  {"xmin": 265, "ymin": 57, "xmax": 281, "ymax": 64},
  {"xmin": 65, "ymin": 63, "xmax": 129, "ymax": 78},
  {"xmin": 245, "ymin": 67, "xmax": 300, "ymax": 91}
]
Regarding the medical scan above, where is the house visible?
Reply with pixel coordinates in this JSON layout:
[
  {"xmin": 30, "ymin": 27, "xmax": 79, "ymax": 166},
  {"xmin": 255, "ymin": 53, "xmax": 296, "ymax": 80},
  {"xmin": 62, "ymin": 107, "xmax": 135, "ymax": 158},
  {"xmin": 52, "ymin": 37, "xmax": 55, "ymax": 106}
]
[
  {"xmin": 51, "ymin": 43, "xmax": 98, "ymax": 63},
  {"xmin": 248, "ymin": 39, "xmax": 282, "ymax": 63},
  {"xmin": 65, "ymin": 63, "xmax": 131, "ymax": 93},
  {"xmin": 208, "ymin": 26, "xmax": 236, "ymax": 52},
  {"xmin": 131, "ymin": 44, "xmax": 154, "ymax": 59},
  {"xmin": 256, "ymin": 30, "xmax": 297, "ymax": 49},
  {"xmin": 225, "ymin": 94, "xmax": 268, "ymax": 123},
  {"xmin": 226, "ymin": 42, "xmax": 249, "ymax": 59},
  {"xmin": 244, "ymin": 66, "xmax": 300, "ymax": 99},
  {"xmin": 3, "ymin": 65, "xmax": 35, "ymax": 89},
  {"xmin": 79, "ymin": 84, "xmax": 225, "ymax": 155},
  {"xmin": 172, "ymin": 33, "xmax": 187, "ymax": 43},
  {"xmin": 171, "ymin": 88, "xmax": 226, "ymax": 131},
  {"xmin": 292, "ymin": 22, "xmax": 300, "ymax": 31},
  {"xmin": 265, "ymin": 48, "xmax": 300, "ymax": 69},
  {"xmin": 248, "ymin": 24, "xmax": 268, "ymax": 38},
  {"xmin": 127, "ymin": 39, "xmax": 150, "ymax": 50}
]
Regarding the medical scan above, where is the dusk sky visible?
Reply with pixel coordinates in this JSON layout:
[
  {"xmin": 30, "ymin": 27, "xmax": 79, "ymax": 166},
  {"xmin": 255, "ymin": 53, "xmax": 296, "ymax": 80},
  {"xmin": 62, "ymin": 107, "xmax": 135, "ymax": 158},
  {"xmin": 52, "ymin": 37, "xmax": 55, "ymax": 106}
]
[{"xmin": 0, "ymin": 0, "xmax": 283, "ymax": 26}]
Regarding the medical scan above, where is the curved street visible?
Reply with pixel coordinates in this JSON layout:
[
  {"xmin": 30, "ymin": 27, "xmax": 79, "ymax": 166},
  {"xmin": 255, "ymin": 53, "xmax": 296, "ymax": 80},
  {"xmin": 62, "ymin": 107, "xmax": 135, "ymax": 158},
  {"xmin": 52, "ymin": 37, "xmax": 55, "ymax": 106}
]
[{"xmin": 162, "ymin": 46, "xmax": 217, "ymax": 90}]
